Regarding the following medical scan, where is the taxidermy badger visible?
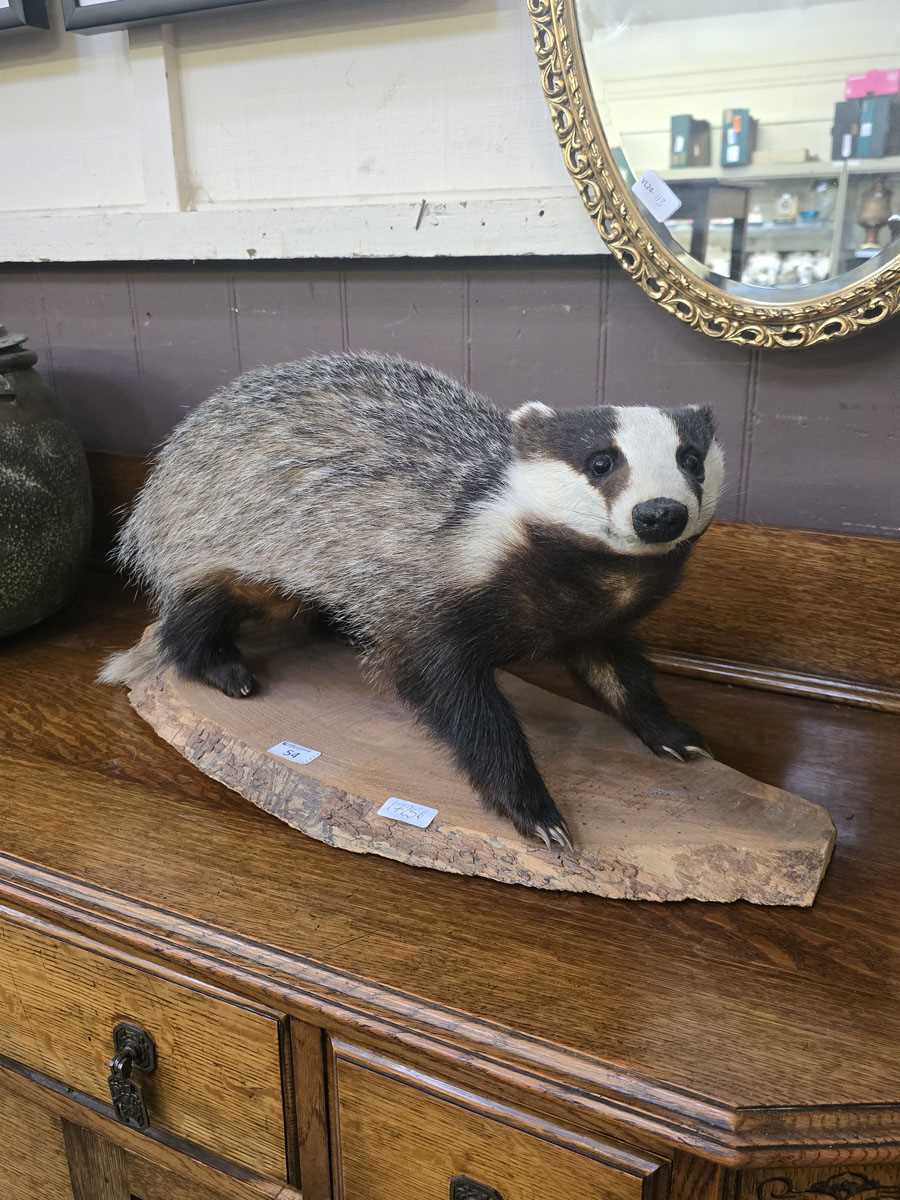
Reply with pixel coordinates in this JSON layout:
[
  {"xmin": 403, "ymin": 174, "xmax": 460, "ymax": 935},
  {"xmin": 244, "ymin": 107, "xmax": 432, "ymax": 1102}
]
[{"xmin": 102, "ymin": 352, "xmax": 724, "ymax": 850}]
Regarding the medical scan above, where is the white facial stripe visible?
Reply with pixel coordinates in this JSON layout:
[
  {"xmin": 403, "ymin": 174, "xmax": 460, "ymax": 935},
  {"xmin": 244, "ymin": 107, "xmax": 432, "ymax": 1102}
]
[
  {"xmin": 454, "ymin": 410, "xmax": 725, "ymax": 581},
  {"xmin": 699, "ymin": 440, "xmax": 725, "ymax": 530},
  {"xmin": 455, "ymin": 458, "xmax": 610, "ymax": 583},
  {"xmin": 607, "ymin": 406, "xmax": 698, "ymax": 555}
]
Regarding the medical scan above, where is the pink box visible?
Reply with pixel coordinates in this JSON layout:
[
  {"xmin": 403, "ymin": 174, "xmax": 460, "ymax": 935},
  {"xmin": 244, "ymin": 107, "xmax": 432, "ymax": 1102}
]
[{"xmin": 845, "ymin": 68, "xmax": 900, "ymax": 98}]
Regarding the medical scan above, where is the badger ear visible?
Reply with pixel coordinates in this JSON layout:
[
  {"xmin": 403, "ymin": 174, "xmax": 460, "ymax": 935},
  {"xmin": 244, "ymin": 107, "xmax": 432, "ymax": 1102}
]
[
  {"xmin": 509, "ymin": 401, "xmax": 556, "ymax": 426},
  {"xmin": 690, "ymin": 404, "xmax": 716, "ymax": 434},
  {"xmin": 675, "ymin": 403, "xmax": 717, "ymax": 442}
]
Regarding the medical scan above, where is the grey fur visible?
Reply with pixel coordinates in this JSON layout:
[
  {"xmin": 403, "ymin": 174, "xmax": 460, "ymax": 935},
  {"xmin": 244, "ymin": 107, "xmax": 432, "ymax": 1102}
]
[
  {"xmin": 105, "ymin": 351, "xmax": 724, "ymax": 845},
  {"xmin": 113, "ymin": 353, "xmax": 513, "ymax": 664}
]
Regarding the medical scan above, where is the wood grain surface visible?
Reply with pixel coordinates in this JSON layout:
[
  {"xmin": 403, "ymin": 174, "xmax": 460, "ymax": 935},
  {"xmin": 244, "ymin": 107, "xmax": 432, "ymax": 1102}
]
[
  {"xmin": 641, "ymin": 521, "xmax": 900, "ymax": 695},
  {"xmin": 129, "ymin": 1152, "xmax": 243, "ymax": 1200},
  {"xmin": 290, "ymin": 1022, "xmax": 333, "ymax": 1200},
  {"xmin": 0, "ymin": 915, "xmax": 287, "ymax": 1179},
  {"xmin": 0, "ymin": 1080, "xmax": 74, "ymax": 1200},
  {"xmin": 0, "ymin": 1062, "xmax": 303, "ymax": 1200},
  {"xmin": 126, "ymin": 635, "xmax": 834, "ymax": 905},
  {"xmin": 734, "ymin": 1165, "xmax": 900, "ymax": 1200},
  {"xmin": 1, "ymin": 575, "xmax": 899, "ymax": 1163},
  {"xmin": 331, "ymin": 1046, "xmax": 662, "ymax": 1200},
  {"xmin": 63, "ymin": 1123, "xmax": 129, "ymax": 1200}
]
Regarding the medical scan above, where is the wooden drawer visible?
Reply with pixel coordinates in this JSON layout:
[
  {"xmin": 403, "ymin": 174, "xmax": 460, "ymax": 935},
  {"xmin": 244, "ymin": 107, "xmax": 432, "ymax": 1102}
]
[
  {"xmin": 0, "ymin": 1079, "xmax": 74, "ymax": 1200},
  {"xmin": 0, "ymin": 915, "xmax": 288, "ymax": 1180},
  {"xmin": 331, "ymin": 1041, "xmax": 668, "ymax": 1200}
]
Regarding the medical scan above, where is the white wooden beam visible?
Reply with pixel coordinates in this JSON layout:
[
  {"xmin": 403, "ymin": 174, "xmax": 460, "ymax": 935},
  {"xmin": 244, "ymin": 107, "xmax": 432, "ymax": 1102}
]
[
  {"xmin": 0, "ymin": 192, "xmax": 608, "ymax": 262},
  {"xmin": 128, "ymin": 23, "xmax": 190, "ymax": 212}
]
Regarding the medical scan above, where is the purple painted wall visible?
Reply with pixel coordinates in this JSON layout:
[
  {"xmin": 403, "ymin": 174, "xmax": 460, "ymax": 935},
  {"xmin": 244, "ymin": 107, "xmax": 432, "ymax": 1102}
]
[{"xmin": 2, "ymin": 258, "xmax": 898, "ymax": 538}]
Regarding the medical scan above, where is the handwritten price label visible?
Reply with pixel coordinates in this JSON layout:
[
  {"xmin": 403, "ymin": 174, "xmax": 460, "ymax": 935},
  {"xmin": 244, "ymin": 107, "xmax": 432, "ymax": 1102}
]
[
  {"xmin": 377, "ymin": 797, "xmax": 438, "ymax": 829},
  {"xmin": 631, "ymin": 170, "xmax": 682, "ymax": 222}
]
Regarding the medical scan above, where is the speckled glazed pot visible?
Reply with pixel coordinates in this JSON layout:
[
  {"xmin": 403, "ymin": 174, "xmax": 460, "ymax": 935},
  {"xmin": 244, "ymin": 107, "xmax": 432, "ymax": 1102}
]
[{"xmin": 0, "ymin": 326, "xmax": 92, "ymax": 638}]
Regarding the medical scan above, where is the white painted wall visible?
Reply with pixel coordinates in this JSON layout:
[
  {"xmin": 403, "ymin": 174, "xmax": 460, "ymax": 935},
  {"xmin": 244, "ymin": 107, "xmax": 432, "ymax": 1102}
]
[
  {"xmin": 0, "ymin": 0, "xmax": 603, "ymax": 260},
  {"xmin": 1, "ymin": 21, "xmax": 142, "ymax": 210},
  {"xmin": 5, "ymin": 0, "xmax": 889, "ymax": 262}
]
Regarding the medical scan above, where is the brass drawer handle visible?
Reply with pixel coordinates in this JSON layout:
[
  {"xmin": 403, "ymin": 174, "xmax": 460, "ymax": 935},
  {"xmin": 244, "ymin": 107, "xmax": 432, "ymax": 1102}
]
[
  {"xmin": 451, "ymin": 1177, "xmax": 504, "ymax": 1200},
  {"xmin": 107, "ymin": 1021, "xmax": 157, "ymax": 1131}
]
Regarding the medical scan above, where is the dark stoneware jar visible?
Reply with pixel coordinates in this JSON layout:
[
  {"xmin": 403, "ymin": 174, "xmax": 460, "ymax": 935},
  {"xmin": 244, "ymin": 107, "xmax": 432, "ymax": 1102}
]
[{"xmin": 0, "ymin": 326, "xmax": 92, "ymax": 638}]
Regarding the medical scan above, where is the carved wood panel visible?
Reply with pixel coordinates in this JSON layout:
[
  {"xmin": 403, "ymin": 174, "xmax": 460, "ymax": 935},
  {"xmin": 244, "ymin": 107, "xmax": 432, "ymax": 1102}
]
[{"xmin": 737, "ymin": 1168, "xmax": 900, "ymax": 1200}]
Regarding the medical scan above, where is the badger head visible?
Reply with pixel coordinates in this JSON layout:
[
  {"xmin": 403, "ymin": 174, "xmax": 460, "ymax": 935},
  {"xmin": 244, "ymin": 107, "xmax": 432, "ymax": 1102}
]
[{"xmin": 505, "ymin": 401, "xmax": 724, "ymax": 557}]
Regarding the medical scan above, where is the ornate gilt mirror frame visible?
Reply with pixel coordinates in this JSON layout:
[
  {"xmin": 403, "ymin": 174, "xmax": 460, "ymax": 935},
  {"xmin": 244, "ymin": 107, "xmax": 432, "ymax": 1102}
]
[{"xmin": 528, "ymin": 0, "xmax": 900, "ymax": 349}]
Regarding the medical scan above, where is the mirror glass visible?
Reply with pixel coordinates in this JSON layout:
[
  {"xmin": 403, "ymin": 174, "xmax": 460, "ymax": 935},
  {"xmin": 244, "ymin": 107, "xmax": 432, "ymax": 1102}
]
[{"xmin": 574, "ymin": 0, "xmax": 900, "ymax": 301}]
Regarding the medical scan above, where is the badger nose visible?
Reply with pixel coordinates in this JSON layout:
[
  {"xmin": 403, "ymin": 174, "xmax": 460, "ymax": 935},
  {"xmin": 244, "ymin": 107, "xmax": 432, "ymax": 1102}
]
[{"xmin": 632, "ymin": 498, "xmax": 689, "ymax": 544}]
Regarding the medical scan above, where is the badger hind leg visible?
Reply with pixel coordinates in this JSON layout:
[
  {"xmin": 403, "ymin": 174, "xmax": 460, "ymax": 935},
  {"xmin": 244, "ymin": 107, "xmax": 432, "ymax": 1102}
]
[{"xmin": 159, "ymin": 580, "xmax": 258, "ymax": 698}]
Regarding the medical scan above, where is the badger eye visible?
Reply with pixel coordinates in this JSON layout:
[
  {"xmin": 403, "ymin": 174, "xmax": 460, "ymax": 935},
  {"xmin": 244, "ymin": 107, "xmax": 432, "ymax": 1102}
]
[
  {"xmin": 680, "ymin": 450, "xmax": 704, "ymax": 479},
  {"xmin": 587, "ymin": 450, "xmax": 616, "ymax": 479}
]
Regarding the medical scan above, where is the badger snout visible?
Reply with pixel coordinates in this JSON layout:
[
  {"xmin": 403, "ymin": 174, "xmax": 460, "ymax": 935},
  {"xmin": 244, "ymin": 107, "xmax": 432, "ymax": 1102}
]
[{"xmin": 632, "ymin": 498, "xmax": 689, "ymax": 544}]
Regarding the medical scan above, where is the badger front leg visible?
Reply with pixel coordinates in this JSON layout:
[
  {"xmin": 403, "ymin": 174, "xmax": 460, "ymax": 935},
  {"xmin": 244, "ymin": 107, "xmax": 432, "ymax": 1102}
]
[
  {"xmin": 571, "ymin": 638, "xmax": 712, "ymax": 762},
  {"xmin": 394, "ymin": 653, "xmax": 573, "ymax": 851}
]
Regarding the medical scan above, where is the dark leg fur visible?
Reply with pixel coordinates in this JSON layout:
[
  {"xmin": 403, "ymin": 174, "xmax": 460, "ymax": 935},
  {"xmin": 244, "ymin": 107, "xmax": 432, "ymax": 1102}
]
[
  {"xmin": 571, "ymin": 637, "xmax": 711, "ymax": 762},
  {"xmin": 395, "ymin": 652, "xmax": 572, "ymax": 850},
  {"xmin": 159, "ymin": 584, "xmax": 258, "ymax": 699}
]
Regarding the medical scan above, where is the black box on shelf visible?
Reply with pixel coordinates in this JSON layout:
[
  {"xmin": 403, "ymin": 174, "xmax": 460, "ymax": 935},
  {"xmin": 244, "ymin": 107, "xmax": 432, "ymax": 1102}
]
[
  {"xmin": 721, "ymin": 109, "xmax": 757, "ymax": 167},
  {"xmin": 856, "ymin": 95, "xmax": 900, "ymax": 157},
  {"xmin": 670, "ymin": 115, "xmax": 711, "ymax": 168},
  {"xmin": 832, "ymin": 98, "xmax": 862, "ymax": 159}
]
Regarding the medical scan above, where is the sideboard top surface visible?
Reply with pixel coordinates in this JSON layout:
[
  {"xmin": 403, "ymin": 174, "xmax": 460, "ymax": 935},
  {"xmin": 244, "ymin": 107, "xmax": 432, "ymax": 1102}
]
[{"xmin": 1, "ymin": 573, "xmax": 898, "ymax": 1163}]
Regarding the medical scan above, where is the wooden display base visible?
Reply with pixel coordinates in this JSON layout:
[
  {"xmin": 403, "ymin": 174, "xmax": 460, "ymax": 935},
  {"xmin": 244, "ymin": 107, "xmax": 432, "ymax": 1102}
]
[{"xmin": 127, "ymin": 635, "xmax": 835, "ymax": 905}]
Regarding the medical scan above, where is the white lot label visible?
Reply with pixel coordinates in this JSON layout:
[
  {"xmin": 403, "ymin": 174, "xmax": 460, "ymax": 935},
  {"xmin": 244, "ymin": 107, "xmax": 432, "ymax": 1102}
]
[
  {"xmin": 268, "ymin": 740, "xmax": 321, "ymax": 764},
  {"xmin": 631, "ymin": 170, "xmax": 682, "ymax": 221},
  {"xmin": 378, "ymin": 797, "xmax": 438, "ymax": 829}
]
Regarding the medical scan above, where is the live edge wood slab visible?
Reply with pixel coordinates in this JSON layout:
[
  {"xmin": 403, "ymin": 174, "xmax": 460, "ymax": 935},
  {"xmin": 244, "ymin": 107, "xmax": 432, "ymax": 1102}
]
[{"xmin": 124, "ymin": 633, "xmax": 835, "ymax": 906}]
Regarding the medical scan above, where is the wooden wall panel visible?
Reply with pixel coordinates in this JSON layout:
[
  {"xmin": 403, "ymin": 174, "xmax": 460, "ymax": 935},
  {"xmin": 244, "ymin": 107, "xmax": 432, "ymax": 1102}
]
[
  {"xmin": 233, "ymin": 268, "xmax": 344, "ymax": 370},
  {"xmin": 749, "ymin": 314, "xmax": 900, "ymax": 539},
  {"xmin": 0, "ymin": 259, "xmax": 898, "ymax": 541},
  {"xmin": 642, "ymin": 521, "xmax": 900, "ymax": 698},
  {"xmin": 128, "ymin": 270, "xmax": 240, "ymax": 447},
  {"xmin": 344, "ymin": 266, "xmax": 467, "ymax": 380},
  {"xmin": 38, "ymin": 268, "xmax": 144, "ymax": 455},
  {"xmin": 467, "ymin": 263, "xmax": 604, "ymax": 409}
]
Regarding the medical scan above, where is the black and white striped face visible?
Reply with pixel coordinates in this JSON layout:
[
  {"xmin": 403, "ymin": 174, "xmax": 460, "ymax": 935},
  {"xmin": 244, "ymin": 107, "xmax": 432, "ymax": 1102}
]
[{"xmin": 505, "ymin": 401, "xmax": 724, "ymax": 557}]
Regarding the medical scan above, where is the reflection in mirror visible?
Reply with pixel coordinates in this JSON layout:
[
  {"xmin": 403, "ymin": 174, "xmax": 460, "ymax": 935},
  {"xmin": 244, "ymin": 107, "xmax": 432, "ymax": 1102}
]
[{"xmin": 574, "ymin": 0, "xmax": 900, "ymax": 297}]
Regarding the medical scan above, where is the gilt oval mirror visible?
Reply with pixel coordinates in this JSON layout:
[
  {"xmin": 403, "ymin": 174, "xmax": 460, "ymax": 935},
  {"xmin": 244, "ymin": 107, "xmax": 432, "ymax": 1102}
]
[{"xmin": 530, "ymin": 0, "xmax": 900, "ymax": 347}]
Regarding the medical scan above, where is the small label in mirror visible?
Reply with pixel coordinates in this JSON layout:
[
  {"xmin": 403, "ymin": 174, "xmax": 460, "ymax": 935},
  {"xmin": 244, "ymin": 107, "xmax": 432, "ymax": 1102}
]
[{"xmin": 632, "ymin": 170, "xmax": 682, "ymax": 222}]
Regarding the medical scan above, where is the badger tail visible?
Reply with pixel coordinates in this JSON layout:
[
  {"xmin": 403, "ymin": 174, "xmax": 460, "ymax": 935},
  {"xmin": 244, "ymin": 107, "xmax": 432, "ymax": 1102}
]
[{"xmin": 98, "ymin": 623, "xmax": 163, "ymax": 687}]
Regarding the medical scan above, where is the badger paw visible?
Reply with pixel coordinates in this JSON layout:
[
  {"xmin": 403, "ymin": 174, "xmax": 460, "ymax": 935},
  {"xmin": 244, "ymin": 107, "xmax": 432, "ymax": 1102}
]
[
  {"xmin": 206, "ymin": 661, "xmax": 259, "ymax": 699},
  {"xmin": 640, "ymin": 721, "xmax": 713, "ymax": 763},
  {"xmin": 510, "ymin": 799, "xmax": 575, "ymax": 854}
]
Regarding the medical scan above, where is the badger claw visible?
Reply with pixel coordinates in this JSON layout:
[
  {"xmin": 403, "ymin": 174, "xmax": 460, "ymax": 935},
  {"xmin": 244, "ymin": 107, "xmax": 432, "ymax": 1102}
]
[
  {"xmin": 684, "ymin": 744, "xmax": 714, "ymax": 760},
  {"xmin": 548, "ymin": 824, "xmax": 574, "ymax": 852},
  {"xmin": 659, "ymin": 745, "xmax": 686, "ymax": 763},
  {"xmin": 531, "ymin": 821, "xmax": 575, "ymax": 854}
]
